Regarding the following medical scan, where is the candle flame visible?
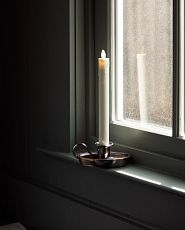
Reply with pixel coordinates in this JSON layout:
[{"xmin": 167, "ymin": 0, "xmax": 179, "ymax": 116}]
[{"xmin": 101, "ymin": 50, "xmax": 106, "ymax": 58}]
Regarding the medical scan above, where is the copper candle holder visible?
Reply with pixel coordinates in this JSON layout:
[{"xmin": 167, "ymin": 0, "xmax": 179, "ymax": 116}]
[{"xmin": 73, "ymin": 142, "xmax": 130, "ymax": 168}]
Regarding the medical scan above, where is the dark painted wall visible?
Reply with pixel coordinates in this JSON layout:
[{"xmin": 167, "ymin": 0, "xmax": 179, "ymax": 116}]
[
  {"xmin": 2, "ymin": 0, "xmax": 74, "ymax": 173},
  {"xmin": 1, "ymin": 0, "xmax": 75, "ymax": 226},
  {"xmin": 1, "ymin": 0, "xmax": 185, "ymax": 230}
]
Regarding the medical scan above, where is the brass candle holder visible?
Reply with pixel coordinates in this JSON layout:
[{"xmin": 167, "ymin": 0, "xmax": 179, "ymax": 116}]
[{"xmin": 73, "ymin": 142, "xmax": 130, "ymax": 168}]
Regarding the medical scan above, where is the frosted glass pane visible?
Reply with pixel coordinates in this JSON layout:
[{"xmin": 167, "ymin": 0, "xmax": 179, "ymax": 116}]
[{"xmin": 119, "ymin": 0, "xmax": 173, "ymax": 128}]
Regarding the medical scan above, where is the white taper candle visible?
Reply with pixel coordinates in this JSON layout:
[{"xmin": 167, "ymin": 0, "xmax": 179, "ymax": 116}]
[{"xmin": 98, "ymin": 50, "xmax": 110, "ymax": 146}]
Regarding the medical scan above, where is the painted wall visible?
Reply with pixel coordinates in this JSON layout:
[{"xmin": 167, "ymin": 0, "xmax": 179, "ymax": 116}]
[
  {"xmin": 1, "ymin": 0, "xmax": 185, "ymax": 230},
  {"xmin": 2, "ymin": 0, "xmax": 75, "ymax": 174}
]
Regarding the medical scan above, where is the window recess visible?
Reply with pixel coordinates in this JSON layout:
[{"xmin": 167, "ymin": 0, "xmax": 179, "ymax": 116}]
[
  {"xmin": 92, "ymin": 0, "xmax": 185, "ymax": 176},
  {"xmin": 106, "ymin": 0, "xmax": 185, "ymax": 166}
]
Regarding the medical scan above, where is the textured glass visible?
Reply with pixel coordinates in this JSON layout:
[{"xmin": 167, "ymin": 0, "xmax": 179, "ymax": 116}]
[{"xmin": 120, "ymin": 0, "xmax": 173, "ymax": 128}]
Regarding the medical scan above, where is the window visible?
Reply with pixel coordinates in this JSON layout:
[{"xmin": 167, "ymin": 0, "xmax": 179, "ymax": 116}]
[
  {"xmin": 92, "ymin": 0, "xmax": 185, "ymax": 177},
  {"xmin": 112, "ymin": 0, "xmax": 173, "ymax": 136}
]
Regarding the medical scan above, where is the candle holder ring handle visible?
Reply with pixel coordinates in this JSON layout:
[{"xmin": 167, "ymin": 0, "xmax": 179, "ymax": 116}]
[{"xmin": 73, "ymin": 143, "xmax": 91, "ymax": 158}]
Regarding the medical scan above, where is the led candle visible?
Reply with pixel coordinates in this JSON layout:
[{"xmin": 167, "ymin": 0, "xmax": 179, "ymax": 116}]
[
  {"xmin": 98, "ymin": 50, "xmax": 110, "ymax": 146},
  {"xmin": 137, "ymin": 52, "xmax": 148, "ymax": 123}
]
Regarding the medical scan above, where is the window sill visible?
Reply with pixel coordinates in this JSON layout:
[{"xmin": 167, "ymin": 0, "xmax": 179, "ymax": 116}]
[
  {"xmin": 37, "ymin": 147, "xmax": 185, "ymax": 198},
  {"xmin": 5, "ymin": 146, "xmax": 185, "ymax": 230},
  {"xmin": 113, "ymin": 165, "xmax": 185, "ymax": 196}
]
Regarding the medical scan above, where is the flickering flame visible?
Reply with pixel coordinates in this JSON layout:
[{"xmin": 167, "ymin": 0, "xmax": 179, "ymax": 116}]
[{"xmin": 101, "ymin": 50, "xmax": 106, "ymax": 58}]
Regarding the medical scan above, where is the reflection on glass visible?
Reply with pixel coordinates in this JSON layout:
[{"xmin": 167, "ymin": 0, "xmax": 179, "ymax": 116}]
[{"xmin": 116, "ymin": 0, "xmax": 173, "ymax": 131}]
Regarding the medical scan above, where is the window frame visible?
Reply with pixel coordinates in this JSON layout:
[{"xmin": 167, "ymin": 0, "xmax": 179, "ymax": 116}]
[
  {"xmin": 85, "ymin": 0, "xmax": 185, "ymax": 178},
  {"xmin": 110, "ymin": 0, "xmax": 179, "ymax": 139}
]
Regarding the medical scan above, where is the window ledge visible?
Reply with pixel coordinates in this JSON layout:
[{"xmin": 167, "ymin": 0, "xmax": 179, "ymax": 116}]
[
  {"xmin": 113, "ymin": 165, "xmax": 185, "ymax": 196},
  {"xmin": 37, "ymin": 147, "xmax": 185, "ymax": 197}
]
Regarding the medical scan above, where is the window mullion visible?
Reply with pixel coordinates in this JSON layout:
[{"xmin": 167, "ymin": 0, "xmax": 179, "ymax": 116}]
[
  {"xmin": 115, "ymin": 0, "xmax": 124, "ymax": 121},
  {"xmin": 179, "ymin": 0, "xmax": 185, "ymax": 137},
  {"xmin": 172, "ymin": 0, "xmax": 180, "ymax": 138}
]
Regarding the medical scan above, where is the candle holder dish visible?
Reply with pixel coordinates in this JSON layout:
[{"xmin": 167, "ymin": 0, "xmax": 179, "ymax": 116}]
[{"xmin": 73, "ymin": 142, "xmax": 130, "ymax": 168}]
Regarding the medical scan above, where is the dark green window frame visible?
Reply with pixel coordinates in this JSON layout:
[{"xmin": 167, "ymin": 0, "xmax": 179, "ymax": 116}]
[{"xmin": 84, "ymin": 0, "xmax": 185, "ymax": 178}]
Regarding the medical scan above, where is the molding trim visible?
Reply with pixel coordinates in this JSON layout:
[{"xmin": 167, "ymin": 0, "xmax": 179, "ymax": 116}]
[
  {"xmin": 75, "ymin": 0, "xmax": 86, "ymax": 143},
  {"xmin": 69, "ymin": 0, "xmax": 76, "ymax": 149},
  {"xmin": 5, "ymin": 173, "xmax": 166, "ymax": 230}
]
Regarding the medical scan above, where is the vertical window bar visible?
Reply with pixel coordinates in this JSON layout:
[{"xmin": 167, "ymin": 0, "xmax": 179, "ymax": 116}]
[
  {"xmin": 179, "ymin": 0, "xmax": 184, "ymax": 137},
  {"xmin": 172, "ymin": 0, "xmax": 180, "ymax": 137},
  {"xmin": 110, "ymin": 0, "xmax": 116, "ymax": 122},
  {"xmin": 115, "ymin": 0, "xmax": 123, "ymax": 121}
]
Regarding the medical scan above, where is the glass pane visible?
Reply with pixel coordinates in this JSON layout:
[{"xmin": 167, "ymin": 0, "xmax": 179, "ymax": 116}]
[{"xmin": 114, "ymin": 0, "xmax": 173, "ymax": 134}]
